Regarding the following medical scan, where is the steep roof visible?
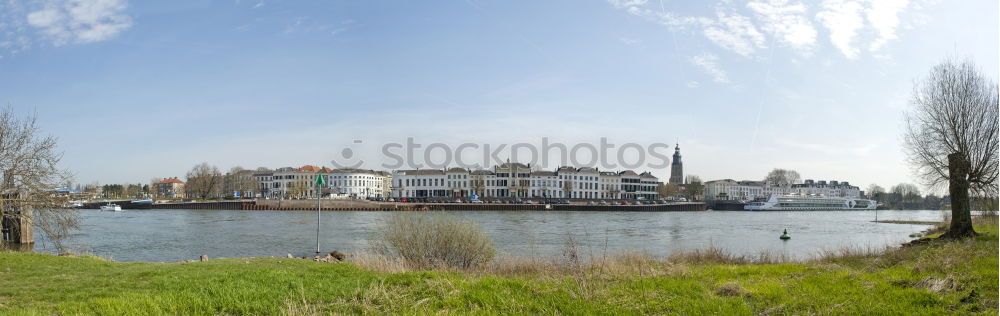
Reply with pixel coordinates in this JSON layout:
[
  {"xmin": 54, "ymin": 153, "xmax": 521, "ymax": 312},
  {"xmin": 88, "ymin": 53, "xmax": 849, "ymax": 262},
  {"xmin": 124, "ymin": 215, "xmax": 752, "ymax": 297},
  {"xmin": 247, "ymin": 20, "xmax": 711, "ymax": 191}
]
[
  {"xmin": 298, "ymin": 165, "xmax": 322, "ymax": 172},
  {"xmin": 497, "ymin": 162, "xmax": 529, "ymax": 169},
  {"xmin": 556, "ymin": 166, "xmax": 577, "ymax": 173},
  {"xmin": 160, "ymin": 177, "xmax": 184, "ymax": 184}
]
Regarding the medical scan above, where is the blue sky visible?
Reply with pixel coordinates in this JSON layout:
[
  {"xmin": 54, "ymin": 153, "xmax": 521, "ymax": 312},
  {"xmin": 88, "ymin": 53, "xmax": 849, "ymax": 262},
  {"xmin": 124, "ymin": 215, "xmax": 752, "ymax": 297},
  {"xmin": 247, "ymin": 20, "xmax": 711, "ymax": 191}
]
[{"xmin": 1, "ymin": 0, "xmax": 997, "ymax": 192}]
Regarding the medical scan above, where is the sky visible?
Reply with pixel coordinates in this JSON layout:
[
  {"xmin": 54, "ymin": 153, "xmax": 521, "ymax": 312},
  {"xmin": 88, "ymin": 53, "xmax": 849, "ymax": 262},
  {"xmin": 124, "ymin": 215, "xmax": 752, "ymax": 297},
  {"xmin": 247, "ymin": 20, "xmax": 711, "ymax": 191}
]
[{"xmin": 0, "ymin": 0, "xmax": 997, "ymax": 193}]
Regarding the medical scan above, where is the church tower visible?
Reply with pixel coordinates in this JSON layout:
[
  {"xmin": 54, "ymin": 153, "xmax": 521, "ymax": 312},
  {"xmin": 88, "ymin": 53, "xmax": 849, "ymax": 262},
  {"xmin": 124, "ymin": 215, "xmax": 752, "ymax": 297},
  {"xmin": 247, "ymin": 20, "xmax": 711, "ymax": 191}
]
[{"xmin": 669, "ymin": 143, "xmax": 683, "ymax": 185}]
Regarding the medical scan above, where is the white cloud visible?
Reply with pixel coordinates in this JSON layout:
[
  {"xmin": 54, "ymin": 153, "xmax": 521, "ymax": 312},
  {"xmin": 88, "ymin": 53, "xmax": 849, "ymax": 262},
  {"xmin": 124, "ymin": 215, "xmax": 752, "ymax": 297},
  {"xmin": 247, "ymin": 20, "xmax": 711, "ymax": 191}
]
[
  {"xmin": 619, "ymin": 37, "xmax": 641, "ymax": 45},
  {"xmin": 816, "ymin": 0, "xmax": 865, "ymax": 59},
  {"xmin": 747, "ymin": 0, "xmax": 817, "ymax": 52},
  {"xmin": 607, "ymin": 0, "xmax": 917, "ymax": 60},
  {"xmin": 253, "ymin": 1, "xmax": 264, "ymax": 9},
  {"xmin": 689, "ymin": 53, "xmax": 730, "ymax": 83},
  {"xmin": 607, "ymin": 0, "xmax": 648, "ymax": 9},
  {"xmin": 865, "ymin": 0, "xmax": 908, "ymax": 51},
  {"xmin": 703, "ymin": 11, "xmax": 767, "ymax": 58},
  {"xmin": 26, "ymin": 0, "xmax": 132, "ymax": 46},
  {"xmin": 686, "ymin": 80, "xmax": 701, "ymax": 88}
]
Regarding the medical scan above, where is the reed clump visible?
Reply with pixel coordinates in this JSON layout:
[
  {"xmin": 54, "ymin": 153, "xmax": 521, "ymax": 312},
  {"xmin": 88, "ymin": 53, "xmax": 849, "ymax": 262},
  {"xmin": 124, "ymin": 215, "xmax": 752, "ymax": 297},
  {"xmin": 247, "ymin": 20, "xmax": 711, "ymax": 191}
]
[{"xmin": 368, "ymin": 212, "xmax": 496, "ymax": 270}]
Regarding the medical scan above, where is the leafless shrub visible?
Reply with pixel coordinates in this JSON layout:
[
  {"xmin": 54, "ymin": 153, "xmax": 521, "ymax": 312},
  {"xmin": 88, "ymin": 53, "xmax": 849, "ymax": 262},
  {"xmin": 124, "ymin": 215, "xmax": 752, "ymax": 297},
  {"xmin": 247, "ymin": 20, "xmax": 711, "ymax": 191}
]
[{"xmin": 369, "ymin": 212, "xmax": 495, "ymax": 270}]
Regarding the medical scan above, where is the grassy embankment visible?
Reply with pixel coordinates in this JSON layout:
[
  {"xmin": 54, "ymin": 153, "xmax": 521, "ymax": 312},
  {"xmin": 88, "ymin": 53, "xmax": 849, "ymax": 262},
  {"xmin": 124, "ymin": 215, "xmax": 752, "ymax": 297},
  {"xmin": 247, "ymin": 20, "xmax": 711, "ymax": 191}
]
[{"xmin": 1, "ymin": 218, "xmax": 997, "ymax": 315}]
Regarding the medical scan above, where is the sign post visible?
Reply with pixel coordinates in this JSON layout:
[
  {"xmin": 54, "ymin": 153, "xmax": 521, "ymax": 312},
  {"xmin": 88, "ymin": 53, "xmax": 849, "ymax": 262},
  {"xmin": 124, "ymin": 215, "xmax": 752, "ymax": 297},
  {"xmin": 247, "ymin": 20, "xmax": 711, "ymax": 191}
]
[{"xmin": 314, "ymin": 171, "xmax": 327, "ymax": 255}]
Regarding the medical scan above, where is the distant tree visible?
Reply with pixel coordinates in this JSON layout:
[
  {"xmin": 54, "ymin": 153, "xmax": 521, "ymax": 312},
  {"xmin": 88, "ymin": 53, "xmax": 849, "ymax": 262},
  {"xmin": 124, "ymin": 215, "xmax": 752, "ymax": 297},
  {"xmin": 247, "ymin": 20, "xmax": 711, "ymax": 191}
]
[
  {"xmin": 683, "ymin": 175, "xmax": 704, "ymax": 200},
  {"xmin": 223, "ymin": 166, "xmax": 259, "ymax": 198},
  {"xmin": 0, "ymin": 106, "xmax": 75, "ymax": 250},
  {"xmin": 866, "ymin": 184, "xmax": 886, "ymax": 202},
  {"xmin": 125, "ymin": 183, "xmax": 141, "ymax": 198},
  {"xmin": 890, "ymin": 183, "xmax": 922, "ymax": 210},
  {"xmin": 903, "ymin": 58, "xmax": 999, "ymax": 237},
  {"xmin": 149, "ymin": 177, "xmax": 163, "ymax": 198},
  {"xmin": 922, "ymin": 194, "xmax": 943, "ymax": 210},
  {"xmin": 657, "ymin": 183, "xmax": 680, "ymax": 198},
  {"xmin": 764, "ymin": 168, "xmax": 801, "ymax": 186},
  {"xmin": 102, "ymin": 184, "xmax": 124, "ymax": 199},
  {"xmin": 185, "ymin": 163, "xmax": 222, "ymax": 199}
]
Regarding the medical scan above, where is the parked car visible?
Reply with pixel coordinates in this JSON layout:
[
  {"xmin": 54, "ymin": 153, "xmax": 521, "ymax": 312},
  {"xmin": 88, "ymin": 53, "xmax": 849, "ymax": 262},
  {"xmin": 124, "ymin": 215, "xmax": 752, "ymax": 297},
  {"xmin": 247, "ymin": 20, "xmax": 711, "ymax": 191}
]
[
  {"xmin": 586, "ymin": 200, "xmax": 595, "ymax": 206},
  {"xmin": 472, "ymin": 199, "xmax": 484, "ymax": 203},
  {"xmin": 598, "ymin": 200, "xmax": 607, "ymax": 205},
  {"xmin": 632, "ymin": 201, "xmax": 642, "ymax": 205}
]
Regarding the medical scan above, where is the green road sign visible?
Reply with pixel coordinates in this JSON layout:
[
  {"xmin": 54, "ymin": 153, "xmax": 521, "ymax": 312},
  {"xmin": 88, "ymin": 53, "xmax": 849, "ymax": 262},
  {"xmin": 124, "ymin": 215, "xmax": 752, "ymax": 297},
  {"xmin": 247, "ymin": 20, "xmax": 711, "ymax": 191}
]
[{"xmin": 314, "ymin": 172, "xmax": 326, "ymax": 186}]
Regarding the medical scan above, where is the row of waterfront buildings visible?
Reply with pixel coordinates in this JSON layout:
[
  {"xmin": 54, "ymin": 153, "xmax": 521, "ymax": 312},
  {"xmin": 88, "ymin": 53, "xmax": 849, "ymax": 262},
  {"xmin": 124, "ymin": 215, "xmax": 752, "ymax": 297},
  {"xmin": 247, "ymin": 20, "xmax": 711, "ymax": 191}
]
[
  {"xmin": 150, "ymin": 142, "xmax": 863, "ymax": 201},
  {"xmin": 704, "ymin": 179, "xmax": 863, "ymax": 200},
  {"xmin": 245, "ymin": 162, "xmax": 661, "ymax": 200},
  {"xmin": 155, "ymin": 144, "xmax": 688, "ymax": 200}
]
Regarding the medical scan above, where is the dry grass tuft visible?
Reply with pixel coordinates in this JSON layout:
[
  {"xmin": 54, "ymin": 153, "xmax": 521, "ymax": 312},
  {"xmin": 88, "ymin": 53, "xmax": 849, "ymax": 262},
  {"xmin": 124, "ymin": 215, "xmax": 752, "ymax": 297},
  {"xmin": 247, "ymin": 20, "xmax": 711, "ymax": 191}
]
[
  {"xmin": 715, "ymin": 282, "xmax": 747, "ymax": 297},
  {"xmin": 347, "ymin": 252, "xmax": 409, "ymax": 273},
  {"xmin": 665, "ymin": 246, "xmax": 789, "ymax": 265},
  {"xmin": 914, "ymin": 275, "xmax": 959, "ymax": 293}
]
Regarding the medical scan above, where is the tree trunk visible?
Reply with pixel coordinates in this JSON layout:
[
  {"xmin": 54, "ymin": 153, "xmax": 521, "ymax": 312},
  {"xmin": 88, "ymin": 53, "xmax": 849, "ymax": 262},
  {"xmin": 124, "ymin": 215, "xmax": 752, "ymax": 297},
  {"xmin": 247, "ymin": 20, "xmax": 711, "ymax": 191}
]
[{"xmin": 942, "ymin": 153, "xmax": 977, "ymax": 238}]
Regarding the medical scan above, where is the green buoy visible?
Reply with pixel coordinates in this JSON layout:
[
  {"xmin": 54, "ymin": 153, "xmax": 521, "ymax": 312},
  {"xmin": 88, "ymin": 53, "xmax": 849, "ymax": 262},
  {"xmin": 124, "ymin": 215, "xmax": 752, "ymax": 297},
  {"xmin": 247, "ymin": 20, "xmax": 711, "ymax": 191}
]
[{"xmin": 779, "ymin": 229, "xmax": 791, "ymax": 240}]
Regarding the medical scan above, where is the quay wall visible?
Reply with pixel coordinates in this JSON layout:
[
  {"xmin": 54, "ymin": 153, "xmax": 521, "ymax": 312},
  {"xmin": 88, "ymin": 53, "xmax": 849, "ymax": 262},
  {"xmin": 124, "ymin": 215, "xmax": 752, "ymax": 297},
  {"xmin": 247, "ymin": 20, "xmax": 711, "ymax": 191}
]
[{"xmin": 83, "ymin": 199, "xmax": 707, "ymax": 212}]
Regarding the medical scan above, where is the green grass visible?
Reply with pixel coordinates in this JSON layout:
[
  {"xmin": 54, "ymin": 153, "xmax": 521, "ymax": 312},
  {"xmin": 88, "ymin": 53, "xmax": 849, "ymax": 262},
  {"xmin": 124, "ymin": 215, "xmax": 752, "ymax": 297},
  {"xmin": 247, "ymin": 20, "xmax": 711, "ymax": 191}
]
[{"xmin": 1, "ymin": 222, "xmax": 996, "ymax": 315}]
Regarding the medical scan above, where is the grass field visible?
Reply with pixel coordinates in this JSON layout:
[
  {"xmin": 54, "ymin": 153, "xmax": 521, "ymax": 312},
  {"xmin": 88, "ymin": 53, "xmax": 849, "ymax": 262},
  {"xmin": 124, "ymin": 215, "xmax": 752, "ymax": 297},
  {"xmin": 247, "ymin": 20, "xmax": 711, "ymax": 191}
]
[{"xmin": 1, "ymin": 220, "xmax": 996, "ymax": 315}]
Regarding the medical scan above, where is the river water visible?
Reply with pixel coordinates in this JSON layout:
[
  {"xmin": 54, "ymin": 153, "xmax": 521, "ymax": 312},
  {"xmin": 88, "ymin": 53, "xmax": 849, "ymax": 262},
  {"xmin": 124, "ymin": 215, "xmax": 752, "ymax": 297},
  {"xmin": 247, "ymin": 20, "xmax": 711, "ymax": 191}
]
[{"xmin": 35, "ymin": 209, "xmax": 946, "ymax": 262}]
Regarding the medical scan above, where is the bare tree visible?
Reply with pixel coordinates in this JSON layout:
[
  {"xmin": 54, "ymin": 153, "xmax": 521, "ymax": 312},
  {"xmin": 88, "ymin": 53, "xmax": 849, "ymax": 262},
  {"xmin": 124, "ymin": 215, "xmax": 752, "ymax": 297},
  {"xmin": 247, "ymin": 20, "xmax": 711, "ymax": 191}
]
[
  {"xmin": 149, "ymin": 177, "xmax": 163, "ymax": 198},
  {"xmin": 657, "ymin": 183, "xmax": 680, "ymax": 198},
  {"xmin": 903, "ymin": 58, "xmax": 999, "ymax": 238},
  {"xmin": 223, "ymin": 166, "xmax": 259, "ymax": 198},
  {"xmin": 764, "ymin": 168, "xmax": 801, "ymax": 186},
  {"xmin": 185, "ymin": 163, "xmax": 222, "ymax": 199},
  {"xmin": 866, "ymin": 184, "xmax": 886, "ymax": 202},
  {"xmin": 683, "ymin": 175, "xmax": 704, "ymax": 200},
  {"xmin": 0, "ymin": 107, "xmax": 75, "ymax": 250}
]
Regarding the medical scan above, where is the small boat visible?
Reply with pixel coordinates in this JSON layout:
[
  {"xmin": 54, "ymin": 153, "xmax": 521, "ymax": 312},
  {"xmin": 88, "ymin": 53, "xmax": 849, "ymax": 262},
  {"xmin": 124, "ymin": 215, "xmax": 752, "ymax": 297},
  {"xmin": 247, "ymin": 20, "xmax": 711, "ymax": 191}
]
[{"xmin": 100, "ymin": 203, "xmax": 122, "ymax": 212}]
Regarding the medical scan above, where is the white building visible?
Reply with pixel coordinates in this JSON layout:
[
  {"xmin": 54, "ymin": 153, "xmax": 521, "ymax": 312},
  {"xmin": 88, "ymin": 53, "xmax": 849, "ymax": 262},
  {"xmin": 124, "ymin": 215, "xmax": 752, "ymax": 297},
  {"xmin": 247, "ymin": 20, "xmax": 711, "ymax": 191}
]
[
  {"xmin": 391, "ymin": 162, "xmax": 662, "ymax": 200},
  {"xmin": 327, "ymin": 169, "xmax": 391, "ymax": 199},
  {"xmin": 254, "ymin": 165, "xmax": 330, "ymax": 198},
  {"xmin": 705, "ymin": 178, "xmax": 862, "ymax": 201},
  {"xmin": 392, "ymin": 169, "xmax": 448, "ymax": 198},
  {"xmin": 791, "ymin": 180, "xmax": 861, "ymax": 198}
]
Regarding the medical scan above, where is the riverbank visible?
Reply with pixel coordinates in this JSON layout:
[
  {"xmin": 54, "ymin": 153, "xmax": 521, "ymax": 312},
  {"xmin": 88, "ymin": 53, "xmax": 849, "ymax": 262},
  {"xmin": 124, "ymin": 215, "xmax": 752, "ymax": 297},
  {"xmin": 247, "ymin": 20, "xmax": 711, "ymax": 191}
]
[
  {"xmin": 79, "ymin": 199, "xmax": 708, "ymax": 211},
  {"xmin": 2, "ymin": 220, "xmax": 995, "ymax": 314}
]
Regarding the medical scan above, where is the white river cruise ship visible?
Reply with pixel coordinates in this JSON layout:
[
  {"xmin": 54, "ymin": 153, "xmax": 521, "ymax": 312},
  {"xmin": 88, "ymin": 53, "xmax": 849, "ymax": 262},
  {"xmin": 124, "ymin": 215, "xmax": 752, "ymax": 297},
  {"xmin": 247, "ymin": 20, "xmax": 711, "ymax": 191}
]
[{"xmin": 744, "ymin": 194, "xmax": 876, "ymax": 211}]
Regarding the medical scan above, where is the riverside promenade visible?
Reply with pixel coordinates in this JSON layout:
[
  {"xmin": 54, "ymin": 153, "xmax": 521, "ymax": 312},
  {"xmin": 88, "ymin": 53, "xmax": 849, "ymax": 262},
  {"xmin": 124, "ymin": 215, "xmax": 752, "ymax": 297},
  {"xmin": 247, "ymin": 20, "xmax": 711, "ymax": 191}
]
[{"xmin": 82, "ymin": 199, "xmax": 707, "ymax": 212}]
